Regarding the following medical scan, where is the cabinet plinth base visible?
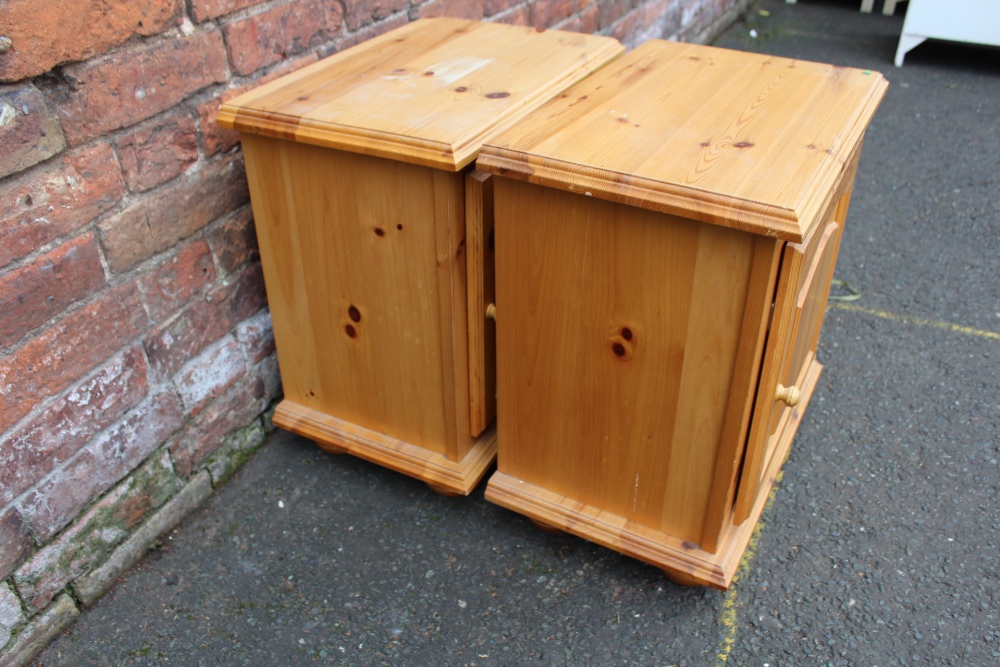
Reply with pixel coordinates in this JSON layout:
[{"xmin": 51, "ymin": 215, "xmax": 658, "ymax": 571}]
[
  {"xmin": 486, "ymin": 359, "xmax": 822, "ymax": 590},
  {"xmin": 276, "ymin": 400, "xmax": 496, "ymax": 496}
]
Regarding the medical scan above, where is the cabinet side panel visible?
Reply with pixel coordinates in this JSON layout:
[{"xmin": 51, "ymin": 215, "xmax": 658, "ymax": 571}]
[
  {"xmin": 494, "ymin": 180, "xmax": 755, "ymax": 544},
  {"xmin": 432, "ymin": 169, "xmax": 478, "ymax": 462},
  {"xmin": 242, "ymin": 136, "xmax": 449, "ymax": 453},
  {"xmin": 465, "ymin": 171, "xmax": 497, "ymax": 437}
]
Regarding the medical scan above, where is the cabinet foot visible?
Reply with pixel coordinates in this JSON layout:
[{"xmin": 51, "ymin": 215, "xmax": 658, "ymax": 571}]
[
  {"xmin": 314, "ymin": 440, "xmax": 347, "ymax": 455},
  {"xmin": 426, "ymin": 483, "xmax": 462, "ymax": 497},
  {"xmin": 529, "ymin": 518, "xmax": 564, "ymax": 534},
  {"xmin": 661, "ymin": 568, "xmax": 702, "ymax": 587}
]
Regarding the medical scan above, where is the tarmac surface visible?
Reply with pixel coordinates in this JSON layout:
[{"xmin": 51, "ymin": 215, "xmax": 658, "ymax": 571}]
[{"xmin": 33, "ymin": 1, "xmax": 1000, "ymax": 665}]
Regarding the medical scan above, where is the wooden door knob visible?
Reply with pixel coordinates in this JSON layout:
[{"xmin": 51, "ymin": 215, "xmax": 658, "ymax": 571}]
[
  {"xmin": 776, "ymin": 384, "xmax": 800, "ymax": 407},
  {"xmin": 486, "ymin": 303, "xmax": 496, "ymax": 320}
]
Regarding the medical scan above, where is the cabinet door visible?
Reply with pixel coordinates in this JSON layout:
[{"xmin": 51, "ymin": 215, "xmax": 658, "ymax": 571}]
[{"xmin": 733, "ymin": 193, "xmax": 849, "ymax": 524}]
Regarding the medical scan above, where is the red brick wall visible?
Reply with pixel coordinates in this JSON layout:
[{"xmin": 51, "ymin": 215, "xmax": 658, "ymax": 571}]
[{"xmin": 0, "ymin": 0, "xmax": 745, "ymax": 660}]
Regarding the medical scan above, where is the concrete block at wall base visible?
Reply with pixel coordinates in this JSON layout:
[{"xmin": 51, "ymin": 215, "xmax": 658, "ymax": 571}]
[
  {"xmin": 72, "ymin": 471, "xmax": 213, "ymax": 607},
  {"xmin": 16, "ymin": 391, "xmax": 184, "ymax": 544},
  {"xmin": 207, "ymin": 419, "xmax": 266, "ymax": 486},
  {"xmin": 0, "ymin": 583, "xmax": 24, "ymax": 652},
  {"xmin": 0, "ymin": 594, "xmax": 77, "ymax": 667},
  {"xmin": 14, "ymin": 451, "xmax": 183, "ymax": 613}
]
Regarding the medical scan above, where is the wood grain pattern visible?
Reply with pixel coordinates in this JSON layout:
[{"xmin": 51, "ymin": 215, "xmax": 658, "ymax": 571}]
[
  {"xmin": 486, "ymin": 352, "xmax": 823, "ymax": 589},
  {"xmin": 492, "ymin": 179, "xmax": 763, "ymax": 546},
  {"xmin": 244, "ymin": 136, "xmax": 450, "ymax": 453},
  {"xmin": 465, "ymin": 171, "xmax": 497, "ymax": 436},
  {"xmin": 733, "ymin": 147, "xmax": 861, "ymax": 524},
  {"xmin": 242, "ymin": 135, "xmax": 497, "ymax": 493},
  {"xmin": 219, "ymin": 18, "xmax": 624, "ymax": 171},
  {"xmin": 478, "ymin": 40, "xmax": 887, "ymax": 242},
  {"xmin": 276, "ymin": 401, "xmax": 497, "ymax": 495}
]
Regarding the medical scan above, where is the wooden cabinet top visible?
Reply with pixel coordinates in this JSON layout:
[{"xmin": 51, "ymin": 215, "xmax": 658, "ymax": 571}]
[
  {"xmin": 478, "ymin": 40, "xmax": 888, "ymax": 242},
  {"xmin": 217, "ymin": 18, "xmax": 623, "ymax": 171}
]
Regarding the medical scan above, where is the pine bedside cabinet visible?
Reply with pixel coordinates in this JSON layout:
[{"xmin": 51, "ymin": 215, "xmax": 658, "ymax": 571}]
[
  {"xmin": 217, "ymin": 19, "xmax": 623, "ymax": 496},
  {"xmin": 477, "ymin": 40, "xmax": 887, "ymax": 586}
]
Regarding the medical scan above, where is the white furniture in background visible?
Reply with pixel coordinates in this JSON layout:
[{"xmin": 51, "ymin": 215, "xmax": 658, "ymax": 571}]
[
  {"xmin": 895, "ymin": 0, "xmax": 1000, "ymax": 66},
  {"xmin": 861, "ymin": 0, "xmax": 900, "ymax": 15}
]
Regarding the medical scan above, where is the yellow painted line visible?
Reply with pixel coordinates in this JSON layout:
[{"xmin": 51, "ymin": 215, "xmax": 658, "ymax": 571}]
[
  {"xmin": 830, "ymin": 303, "xmax": 1000, "ymax": 341},
  {"xmin": 715, "ymin": 471, "xmax": 783, "ymax": 666}
]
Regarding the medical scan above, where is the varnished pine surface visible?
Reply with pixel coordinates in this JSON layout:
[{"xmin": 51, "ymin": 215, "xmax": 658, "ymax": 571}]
[
  {"xmin": 733, "ymin": 149, "xmax": 859, "ymax": 524},
  {"xmin": 493, "ymin": 179, "xmax": 763, "ymax": 546},
  {"xmin": 486, "ymin": 356, "xmax": 824, "ymax": 589},
  {"xmin": 478, "ymin": 40, "xmax": 887, "ymax": 241},
  {"xmin": 277, "ymin": 400, "xmax": 497, "ymax": 496},
  {"xmin": 219, "ymin": 18, "xmax": 623, "ymax": 171},
  {"xmin": 242, "ymin": 136, "xmax": 463, "ymax": 457}
]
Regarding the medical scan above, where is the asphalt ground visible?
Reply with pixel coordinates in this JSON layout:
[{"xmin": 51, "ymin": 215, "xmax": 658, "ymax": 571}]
[{"xmin": 33, "ymin": 1, "xmax": 1000, "ymax": 665}]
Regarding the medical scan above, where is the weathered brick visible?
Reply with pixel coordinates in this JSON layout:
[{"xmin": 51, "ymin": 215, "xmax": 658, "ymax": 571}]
[
  {"xmin": 599, "ymin": 0, "xmax": 633, "ymax": 30},
  {"xmin": 419, "ymin": 0, "xmax": 486, "ymax": 19},
  {"xmin": 0, "ymin": 85, "xmax": 66, "ymax": 180},
  {"xmin": 42, "ymin": 30, "xmax": 227, "ymax": 147},
  {"xmin": 0, "ymin": 282, "xmax": 148, "ymax": 433},
  {"xmin": 17, "ymin": 392, "xmax": 184, "ymax": 543},
  {"xmin": 115, "ymin": 110, "xmax": 198, "ymax": 192},
  {"xmin": 0, "ymin": 509, "xmax": 32, "ymax": 581},
  {"xmin": 676, "ymin": 0, "xmax": 723, "ymax": 42},
  {"xmin": 197, "ymin": 52, "xmax": 320, "ymax": 157},
  {"xmin": 0, "ymin": 582, "xmax": 24, "ymax": 651},
  {"xmin": 139, "ymin": 239, "xmax": 218, "ymax": 322},
  {"xmin": 168, "ymin": 372, "xmax": 268, "ymax": 476},
  {"xmin": 0, "ymin": 0, "xmax": 180, "ymax": 82},
  {"xmin": 342, "ymin": 0, "xmax": 408, "ymax": 31},
  {"xmin": 0, "ymin": 232, "xmax": 106, "ymax": 347},
  {"xmin": 613, "ymin": 0, "xmax": 680, "ymax": 47},
  {"xmin": 73, "ymin": 470, "xmax": 212, "ymax": 607},
  {"xmin": 0, "ymin": 348, "xmax": 148, "ymax": 508},
  {"xmin": 0, "ymin": 594, "xmax": 78, "ymax": 667},
  {"xmin": 14, "ymin": 451, "xmax": 181, "ymax": 613},
  {"xmin": 206, "ymin": 207, "xmax": 258, "ymax": 275},
  {"xmin": 578, "ymin": 4, "xmax": 601, "ymax": 33},
  {"xmin": 190, "ymin": 0, "xmax": 265, "ymax": 21},
  {"xmin": 143, "ymin": 262, "xmax": 266, "ymax": 379},
  {"xmin": 530, "ymin": 0, "xmax": 578, "ymax": 29},
  {"xmin": 174, "ymin": 336, "xmax": 247, "ymax": 417},
  {"xmin": 197, "ymin": 95, "xmax": 239, "ymax": 157},
  {"xmin": 98, "ymin": 153, "xmax": 248, "ymax": 273},
  {"xmin": 235, "ymin": 308, "xmax": 274, "ymax": 364},
  {"xmin": 490, "ymin": 6, "xmax": 531, "ymax": 25},
  {"xmin": 222, "ymin": 0, "xmax": 343, "ymax": 76},
  {"xmin": 484, "ymin": 0, "xmax": 522, "ymax": 17},
  {"xmin": 0, "ymin": 143, "xmax": 123, "ymax": 270},
  {"xmin": 335, "ymin": 14, "xmax": 410, "ymax": 51}
]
